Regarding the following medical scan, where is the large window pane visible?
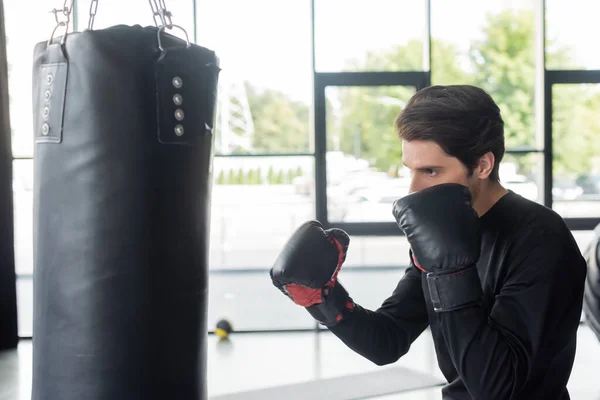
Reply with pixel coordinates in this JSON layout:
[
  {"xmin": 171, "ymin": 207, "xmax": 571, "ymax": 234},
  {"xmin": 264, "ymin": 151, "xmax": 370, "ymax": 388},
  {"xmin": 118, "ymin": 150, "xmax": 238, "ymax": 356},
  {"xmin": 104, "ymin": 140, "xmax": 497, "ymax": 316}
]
[
  {"xmin": 325, "ymin": 85, "xmax": 416, "ymax": 223},
  {"xmin": 431, "ymin": 0, "xmax": 540, "ymax": 150},
  {"xmin": 211, "ymin": 156, "xmax": 315, "ymax": 269},
  {"xmin": 552, "ymin": 84, "xmax": 600, "ymax": 218},
  {"xmin": 314, "ymin": 0, "xmax": 427, "ymax": 72},
  {"xmin": 197, "ymin": 0, "xmax": 312, "ymax": 155},
  {"xmin": 546, "ymin": 0, "xmax": 600, "ymax": 70},
  {"xmin": 4, "ymin": 2, "xmax": 56, "ymax": 158},
  {"xmin": 342, "ymin": 237, "xmax": 410, "ymax": 268}
]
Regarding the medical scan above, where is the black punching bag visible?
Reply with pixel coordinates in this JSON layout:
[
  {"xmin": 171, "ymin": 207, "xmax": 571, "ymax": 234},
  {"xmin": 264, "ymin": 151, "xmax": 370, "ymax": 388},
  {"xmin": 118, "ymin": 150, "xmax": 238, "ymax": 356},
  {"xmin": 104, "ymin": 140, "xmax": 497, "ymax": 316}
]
[{"xmin": 31, "ymin": 25, "xmax": 219, "ymax": 400}]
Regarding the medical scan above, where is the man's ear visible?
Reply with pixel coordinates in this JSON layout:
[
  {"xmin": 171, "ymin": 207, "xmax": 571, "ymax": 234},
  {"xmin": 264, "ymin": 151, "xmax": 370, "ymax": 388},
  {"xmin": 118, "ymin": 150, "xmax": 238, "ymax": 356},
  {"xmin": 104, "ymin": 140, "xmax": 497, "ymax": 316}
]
[{"xmin": 476, "ymin": 152, "xmax": 495, "ymax": 179}]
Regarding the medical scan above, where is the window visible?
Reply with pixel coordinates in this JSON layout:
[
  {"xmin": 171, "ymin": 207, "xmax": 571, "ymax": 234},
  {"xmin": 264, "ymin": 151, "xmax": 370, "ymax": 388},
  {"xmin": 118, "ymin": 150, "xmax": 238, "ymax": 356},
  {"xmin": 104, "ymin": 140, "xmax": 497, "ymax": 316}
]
[
  {"xmin": 552, "ymin": 84, "xmax": 600, "ymax": 218},
  {"xmin": 210, "ymin": 156, "xmax": 315, "ymax": 269},
  {"xmin": 546, "ymin": 0, "xmax": 600, "ymax": 70},
  {"xmin": 5, "ymin": 0, "xmax": 55, "ymax": 158},
  {"xmin": 314, "ymin": 0, "xmax": 428, "ymax": 72},
  {"xmin": 6, "ymin": 0, "xmax": 600, "ymax": 336},
  {"xmin": 324, "ymin": 85, "xmax": 415, "ymax": 223},
  {"xmin": 431, "ymin": 0, "xmax": 540, "ymax": 150},
  {"xmin": 197, "ymin": 0, "xmax": 312, "ymax": 155},
  {"xmin": 502, "ymin": 153, "xmax": 543, "ymax": 203}
]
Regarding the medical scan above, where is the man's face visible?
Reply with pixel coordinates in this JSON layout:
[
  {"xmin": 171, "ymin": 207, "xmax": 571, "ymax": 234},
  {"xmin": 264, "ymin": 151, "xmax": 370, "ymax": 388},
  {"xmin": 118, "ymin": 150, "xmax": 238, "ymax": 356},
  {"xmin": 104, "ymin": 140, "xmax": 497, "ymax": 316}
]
[{"xmin": 402, "ymin": 139, "xmax": 479, "ymax": 197}]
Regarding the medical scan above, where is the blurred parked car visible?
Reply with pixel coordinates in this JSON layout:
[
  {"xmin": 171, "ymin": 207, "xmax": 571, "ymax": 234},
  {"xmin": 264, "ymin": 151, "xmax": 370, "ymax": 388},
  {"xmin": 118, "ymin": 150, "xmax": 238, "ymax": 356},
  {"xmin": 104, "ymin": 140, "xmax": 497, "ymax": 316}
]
[
  {"xmin": 553, "ymin": 177, "xmax": 584, "ymax": 200},
  {"xmin": 576, "ymin": 175, "xmax": 600, "ymax": 196},
  {"xmin": 342, "ymin": 179, "xmax": 411, "ymax": 222},
  {"xmin": 504, "ymin": 176, "xmax": 538, "ymax": 201}
]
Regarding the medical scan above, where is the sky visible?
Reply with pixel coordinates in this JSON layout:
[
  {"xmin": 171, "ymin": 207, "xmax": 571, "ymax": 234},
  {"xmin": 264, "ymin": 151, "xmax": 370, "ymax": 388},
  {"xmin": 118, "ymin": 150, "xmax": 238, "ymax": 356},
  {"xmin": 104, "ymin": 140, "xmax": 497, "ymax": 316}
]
[{"xmin": 4, "ymin": 0, "xmax": 600, "ymax": 154}]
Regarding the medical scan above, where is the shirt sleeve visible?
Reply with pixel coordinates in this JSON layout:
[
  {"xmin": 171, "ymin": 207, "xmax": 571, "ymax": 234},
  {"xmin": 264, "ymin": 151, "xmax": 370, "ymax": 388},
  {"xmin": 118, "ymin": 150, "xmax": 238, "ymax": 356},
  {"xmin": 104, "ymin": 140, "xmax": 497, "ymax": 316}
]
[
  {"xmin": 435, "ymin": 231, "xmax": 587, "ymax": 399},
  {"xmin": 328, "ymin": 264, "xmax": 430, "ymax": 366}
]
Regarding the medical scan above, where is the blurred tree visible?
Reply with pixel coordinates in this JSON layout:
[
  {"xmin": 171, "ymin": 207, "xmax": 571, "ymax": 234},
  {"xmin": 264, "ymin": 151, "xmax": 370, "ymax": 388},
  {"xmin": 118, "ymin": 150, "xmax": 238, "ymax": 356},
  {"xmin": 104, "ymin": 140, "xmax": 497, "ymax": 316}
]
[
  {"xmin": 470, "ymin": 10, "xmax": 600, "ymax": 178},
  {"xmin": 236, "ymin": 168, "xmax": 245, "ymax": 185},
  {"xmin": 333, "ymin": 40, "xmax": 469, "ymax": 172},
  {"xmin": 216, "ymin": 170, "xmax": 226, "ymax": 185},
  {"xmin": 552, "ymin": 84, "xmax": 600, "ymax": 177},
  {"xmin": 233, "ymin": 9, "xmax": 599, "ymax": 179},
  {"xmin": 267, "ymin": 166, "xmax": 275, "ymax": 184},
  {"xmin": 227, "ymin": 169, "xmax": 236, "ymax": 185},
  {"xmin": 256, "ymin": 167, "xmax": 264, "ymax": 184},
  {"xmin": 244, "ymin": 83, "xmax": 310, "ymax": 153}
]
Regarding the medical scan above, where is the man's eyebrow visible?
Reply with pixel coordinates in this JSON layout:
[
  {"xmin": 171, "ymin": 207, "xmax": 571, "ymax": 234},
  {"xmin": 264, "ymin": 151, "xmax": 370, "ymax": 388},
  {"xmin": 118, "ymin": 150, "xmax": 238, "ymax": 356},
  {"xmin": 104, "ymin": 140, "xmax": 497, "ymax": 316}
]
[{"xmin": 402, "ymin": 162, "xmax": 444, "ymax": 170}]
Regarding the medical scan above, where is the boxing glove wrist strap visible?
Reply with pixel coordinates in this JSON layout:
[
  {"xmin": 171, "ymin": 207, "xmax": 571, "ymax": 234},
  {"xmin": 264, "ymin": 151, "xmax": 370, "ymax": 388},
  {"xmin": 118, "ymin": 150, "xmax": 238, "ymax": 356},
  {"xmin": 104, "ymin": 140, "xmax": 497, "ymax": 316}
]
[
  {"xmin": 426, "ymin": 264, "xmax": 482, "ymax": 313},
  {"xmin": 306, "ymin": 282, "xmax": 355, "ymax": 326}
]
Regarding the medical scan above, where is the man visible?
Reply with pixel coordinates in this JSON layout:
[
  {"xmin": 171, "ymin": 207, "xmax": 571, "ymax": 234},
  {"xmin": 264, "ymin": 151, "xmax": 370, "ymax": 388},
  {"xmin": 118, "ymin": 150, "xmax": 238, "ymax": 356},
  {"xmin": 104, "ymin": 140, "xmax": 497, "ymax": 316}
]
[{"xmin": 270, "ymin": 85, "xmax": 587, "ymax": 399}]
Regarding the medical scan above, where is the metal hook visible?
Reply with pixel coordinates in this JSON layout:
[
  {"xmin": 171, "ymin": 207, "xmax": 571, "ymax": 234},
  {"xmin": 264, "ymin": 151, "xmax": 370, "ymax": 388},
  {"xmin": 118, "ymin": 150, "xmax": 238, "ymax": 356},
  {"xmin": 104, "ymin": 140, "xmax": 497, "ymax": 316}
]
[
  {"xmin": 48, "ymin": 21, "xmax": 69, "ymax": 46},
  {"xmin": 157, "ymin": 25, "xmax": 192, "ymax": 53}
]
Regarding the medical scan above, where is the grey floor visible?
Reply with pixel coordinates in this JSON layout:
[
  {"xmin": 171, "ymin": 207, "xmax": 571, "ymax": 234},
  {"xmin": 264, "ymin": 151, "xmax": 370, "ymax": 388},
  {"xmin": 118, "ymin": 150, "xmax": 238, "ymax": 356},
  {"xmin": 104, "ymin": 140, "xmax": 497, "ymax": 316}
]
[{"xmin": 2, "ymin": 324, "xmax": 600, "ymax": 400}]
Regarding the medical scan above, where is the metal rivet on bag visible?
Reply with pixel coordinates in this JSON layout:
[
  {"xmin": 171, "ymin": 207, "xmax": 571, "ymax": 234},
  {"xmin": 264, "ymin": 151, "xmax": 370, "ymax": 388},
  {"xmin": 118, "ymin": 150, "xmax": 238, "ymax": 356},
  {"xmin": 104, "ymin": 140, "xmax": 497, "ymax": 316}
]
[
  {"xmin": 41, "ymin": 123, "xmax": 50, "ymax": 136},
  {"xmin": 42, "ymin": 107, "xmax": 50, "ymax": 118},
  {"xmin": 44, "ymin": 90, "xmax": 51, "ymax": 101},
  {"xmin": 175, "ymin": 109, "xmax": 185, "ymax": 121},
  {"xmin": 172, "ymin": 77, "xmax": 183, "ymax": 88},
  {"xmin": 174, "ymin": 125, "xmax": 184, "ymax": 136},
  {"xmin": 46, "ymin": 74, "xmax": 53, "ymax": 85},
  {"xmin": 173, "ymin": 94, "xmax": 183, "ymax": 106}
]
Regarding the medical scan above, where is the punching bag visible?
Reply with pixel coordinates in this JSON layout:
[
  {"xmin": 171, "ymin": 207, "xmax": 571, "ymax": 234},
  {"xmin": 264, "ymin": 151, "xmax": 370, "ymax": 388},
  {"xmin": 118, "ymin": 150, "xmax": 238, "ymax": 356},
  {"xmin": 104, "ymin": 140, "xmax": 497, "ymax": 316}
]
[{"xmin": 31, "ymin": 20, "xmax": 219, "ymax": 400}]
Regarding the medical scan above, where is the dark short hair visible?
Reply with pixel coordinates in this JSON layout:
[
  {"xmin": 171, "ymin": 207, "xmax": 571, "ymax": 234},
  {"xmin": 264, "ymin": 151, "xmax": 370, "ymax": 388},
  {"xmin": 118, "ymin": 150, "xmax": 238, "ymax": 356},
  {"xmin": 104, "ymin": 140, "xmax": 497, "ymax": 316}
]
[{"xmin": 394, "ymin": 85, "xmax": 505, "ymax": 182}]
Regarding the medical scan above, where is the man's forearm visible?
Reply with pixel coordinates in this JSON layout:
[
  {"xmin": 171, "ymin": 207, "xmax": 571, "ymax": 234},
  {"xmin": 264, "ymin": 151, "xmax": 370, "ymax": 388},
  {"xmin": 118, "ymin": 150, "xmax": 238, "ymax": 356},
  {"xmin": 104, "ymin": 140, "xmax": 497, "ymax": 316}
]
[
  {"xmin": 327, "ymin": 268, "xmax": 429, "ymax": 366},
  {"xmin": 329, "ymin": 304, "xmax": 427, "ymax": 366}
]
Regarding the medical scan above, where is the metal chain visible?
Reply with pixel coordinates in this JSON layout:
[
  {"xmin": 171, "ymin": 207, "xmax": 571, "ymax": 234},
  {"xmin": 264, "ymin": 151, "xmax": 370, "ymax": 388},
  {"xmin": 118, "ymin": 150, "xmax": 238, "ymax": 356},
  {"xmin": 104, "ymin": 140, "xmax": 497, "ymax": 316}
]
[
  {"xmin": 149, "ymin": 0, "xmax": 173, "ymax": 28},
  {"xmin": 88, "ymin": 0, "xmax": 99, "ymax": 30},
  {"xmin": 50, "ymin": 0, "xmax": 74, "ymax": 26},
  {"xmin": 48, "ymin": 0, "xmax": 74, "ymax": 44}
]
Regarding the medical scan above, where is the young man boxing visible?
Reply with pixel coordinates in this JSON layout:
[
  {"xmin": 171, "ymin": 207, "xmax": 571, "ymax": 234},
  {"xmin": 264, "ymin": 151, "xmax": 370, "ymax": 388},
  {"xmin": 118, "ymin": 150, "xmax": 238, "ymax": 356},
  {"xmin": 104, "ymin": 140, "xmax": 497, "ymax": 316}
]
[{"xmin": 270, "ymin": 85, "xmax": 587, "ymax": 399}]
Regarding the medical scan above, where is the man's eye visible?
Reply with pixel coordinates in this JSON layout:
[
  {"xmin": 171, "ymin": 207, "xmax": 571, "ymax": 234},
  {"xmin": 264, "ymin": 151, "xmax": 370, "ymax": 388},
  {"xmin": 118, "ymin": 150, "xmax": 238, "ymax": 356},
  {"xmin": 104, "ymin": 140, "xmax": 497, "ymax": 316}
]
[{"xmin": 425, "ymin": 168, "xmax": 438, "ymax": 176}]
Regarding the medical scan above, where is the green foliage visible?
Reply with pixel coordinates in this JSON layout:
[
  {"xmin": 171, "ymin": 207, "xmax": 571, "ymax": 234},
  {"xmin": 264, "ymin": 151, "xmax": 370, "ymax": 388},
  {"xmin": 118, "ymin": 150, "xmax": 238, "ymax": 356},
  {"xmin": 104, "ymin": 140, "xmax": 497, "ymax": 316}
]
[
  {"xmin": 236, "ymin": 169, "xmax": 245, "ymax": 185},
  {"xmin": 237, "ymin": 9, "xmax": 599, "ymax": 177},
  {"xmin": 267, "ymin": 166, "xmax": 275, "ymax": 183},
  {"xmin": 331, "ymin": 39, "xmax": 470, "ymax": 172},
  {"xmin": 245, "ymin": 83, "xmax": 310, "ymax": 153},
  {"xmin": 275, "ymin": 170, "xmax": 284, "ymax": 184},
  {"xmin": 227, "ymin": 169, "xmax": 236, "ymax": 184},
  {"xmin": 216, "ymin": 170, "xmax": 226, "ymax": 185}
]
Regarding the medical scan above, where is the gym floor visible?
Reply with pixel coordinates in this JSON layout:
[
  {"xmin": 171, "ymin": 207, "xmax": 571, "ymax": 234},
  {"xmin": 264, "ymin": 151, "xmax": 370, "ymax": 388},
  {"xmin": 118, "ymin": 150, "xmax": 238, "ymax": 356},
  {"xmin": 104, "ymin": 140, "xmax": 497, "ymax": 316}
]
[{"xmin": 2, "ymin": 324, "xmax": 600, "ymax": 400}]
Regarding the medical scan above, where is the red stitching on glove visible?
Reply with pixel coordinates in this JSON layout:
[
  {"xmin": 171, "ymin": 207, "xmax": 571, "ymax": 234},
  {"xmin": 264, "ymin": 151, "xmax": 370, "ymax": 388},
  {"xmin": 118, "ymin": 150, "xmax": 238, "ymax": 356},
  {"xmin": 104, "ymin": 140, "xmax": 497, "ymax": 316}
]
[{"xmin": 412, "ymin": 253, "xmax": 426, "ymax": 273}]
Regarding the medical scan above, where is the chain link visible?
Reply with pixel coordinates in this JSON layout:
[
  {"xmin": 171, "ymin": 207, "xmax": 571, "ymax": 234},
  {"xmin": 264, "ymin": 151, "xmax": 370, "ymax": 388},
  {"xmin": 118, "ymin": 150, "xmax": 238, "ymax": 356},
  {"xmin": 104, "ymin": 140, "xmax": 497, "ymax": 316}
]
[
  {"xmin": 88, "ymin": 0, "xmax": 99, "ymax": 30},
  {"xmin": 149, "ymin": 0, "xmax": 173, "ymax": 28},
  {"xmin": 48, "ymin": 0, "xmax": 74, "ymax": 45},
  {"xmin": 50, "ymin": 0, "xmax": 74, "ymax": 26}
]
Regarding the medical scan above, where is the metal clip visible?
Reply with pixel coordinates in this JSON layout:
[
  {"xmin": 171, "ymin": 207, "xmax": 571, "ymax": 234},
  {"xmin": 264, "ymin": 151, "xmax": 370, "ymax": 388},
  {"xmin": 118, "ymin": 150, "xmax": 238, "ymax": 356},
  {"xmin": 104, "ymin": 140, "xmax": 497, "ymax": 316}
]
[
  {"xmin": 48, "ymin": 0, "xmax": 74, "ymax": 45},
  {"xmin": 157, "ymin": 25, "xmax": 191, "ymax": 53}
]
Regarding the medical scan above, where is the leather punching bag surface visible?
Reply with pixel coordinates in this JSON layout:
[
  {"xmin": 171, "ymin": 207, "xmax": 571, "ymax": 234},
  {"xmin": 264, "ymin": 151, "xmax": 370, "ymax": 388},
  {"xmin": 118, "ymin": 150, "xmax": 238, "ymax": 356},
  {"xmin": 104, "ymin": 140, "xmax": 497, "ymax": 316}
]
[{"xmin": 32, "ymin": 25, "xmax": 219, "ymax": 400}]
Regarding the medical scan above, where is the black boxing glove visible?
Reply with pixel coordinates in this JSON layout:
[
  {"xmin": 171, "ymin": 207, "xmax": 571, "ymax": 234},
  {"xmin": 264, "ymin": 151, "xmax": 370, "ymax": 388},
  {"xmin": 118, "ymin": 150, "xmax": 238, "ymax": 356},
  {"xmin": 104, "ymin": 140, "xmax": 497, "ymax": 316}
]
[
  {"xmin": 270, "ymin": 220, "xmax": 355, "ymax": 326},
  {"xmin": 392, "ymin": 183, "xmax": 483, "ymax": 312}
]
